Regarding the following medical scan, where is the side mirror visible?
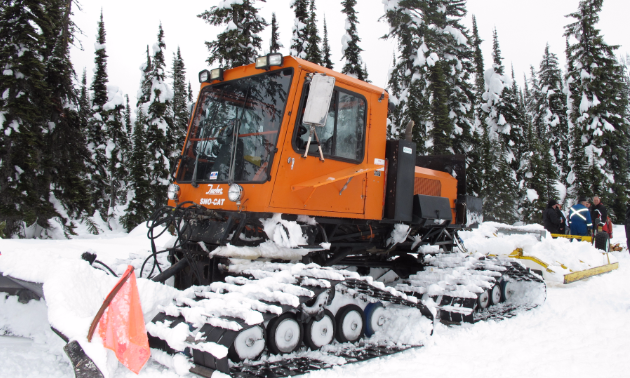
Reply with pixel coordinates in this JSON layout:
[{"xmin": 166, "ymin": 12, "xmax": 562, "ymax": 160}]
[{"xmin": 303, "ymin": 74, "xmax": 335, "ymax": 127}]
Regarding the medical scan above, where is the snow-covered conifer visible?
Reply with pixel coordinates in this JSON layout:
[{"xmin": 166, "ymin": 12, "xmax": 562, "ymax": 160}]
[
  {"xmin": 0, "ymin": 0, "xmax": 55, "ymax": 236},
  {"xmin": 480, "ymin": 29, "xmax": 521, "ymax": 223},
  {"xmin": 171, "ymin": 47, "xmax": 189, "ymax": 153},
  {"xmin": 45, "ymin": 0, "xmax": 93, "ymax": 232},
  {"xmin": 535, "ymin": 45, "xmax": 569, "ymax": 187},
  {"xmin": 198, "ymin": 0, "xmax": 267, "ymax": 68},
  {"xmin": 290, "ymin": 0, "xmax": 309, "ymax": 58},
  {"xmin": 141, "ymin": 24, "xmax": 174, "ymax": 209},
  {"xmin": 122, "ymin": 106, "xmax": 151, "ymax": 231},
  {"xmin": 86, "ymin": 11, "xmax": 110, "ymax": 215},
  {"xmin": 482, "ymin": 30, "xmax": 524, "ymax": 173},
  {"xmin": 340, "ymin": 0, "xmax": 368, "ymax": 81},
  {"xmin": 466, "ymin": 15, "xmax": 487, "ymax": 197},
  {"xmin": 87, "ymin": 12, "xmax": 128, "ymax": 220},
  {"xmin": 564, "ymin": 0, "xmax": 629, "ymax": 219},
  {"xmin": 269, "ymin": 12, "xmax": 283, "ymax": 54},
  {"xmin": 383, "ymin": 0, "xmax": 473, "ymax": 156},
  {"xmin": 520, "ymin": 70, "xmax": 558, "ymax": 222},
  {"xmin": 322, "ymin": 18, "xmax": 334, "ymax": 69},
  {"xmin": 304, "ymin": 0, "xmax": 322, "ymax": 65}
]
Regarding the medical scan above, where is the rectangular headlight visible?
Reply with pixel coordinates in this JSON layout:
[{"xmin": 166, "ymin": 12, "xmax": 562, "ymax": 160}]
[
  {"xmin": 255, "ymin": 56, "xmax": 268, "ymax": 69},
  {"xmin": 210, "ymin": 68, "xmax": 223, "ymax": 81},
  {"xmin": 199, "ymin": 70, "xmax": 210, "ymax": 83},
  {"xmin": 268, "ymin": 53, "xmax": 283, "ymax": 66}
]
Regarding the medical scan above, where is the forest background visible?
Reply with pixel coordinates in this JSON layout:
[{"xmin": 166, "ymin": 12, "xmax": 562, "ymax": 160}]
[{"xmin": 1, "ymin": 0, "xmax": 629, "ymax": 238}]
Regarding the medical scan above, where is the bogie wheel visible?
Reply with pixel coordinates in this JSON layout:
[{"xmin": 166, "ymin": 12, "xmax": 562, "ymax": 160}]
[
  {"xmin": 490, "ymin": 284, "xmax": 503, "ymax": 305},
  {"xmin": 594, "ymin": 232, "xmax": 610, "ymax": 252},
  {"xmin": 267, "ymin": 313, "xmax": 303, "ymax": 355},
  {"xmin": 228, "ymin": 325, "xmax": 266, "ymax": 362},
  {"xmin": 335, "ymin": 305, "xmax": 366, "ymax": 343},
  {"xmin": 364, "ymin": 302, "xmax": 387, "ymax": 337},
  {"xmin": 477, "ymin": 290, "xmax": 490, "ymax": 309},
  {"xmin": 304, "ymin": 310, "xmax": 335, "ymax": 350},
  {"xmin": 501, "ymin": 280, "xmax": 516, "ymax": 302}
]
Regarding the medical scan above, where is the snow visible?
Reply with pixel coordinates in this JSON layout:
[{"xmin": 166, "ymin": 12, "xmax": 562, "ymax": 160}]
[
  {"xmin": 1, "ymin": 223, "xmax": 630, "ymax": 377},
  {"xmin": 526, "ymin": 188, "xmax": 539, "ymax": 202},
  {"xmin": 387, "ymin": 224, "xmax": 410, "ymax": 246}
]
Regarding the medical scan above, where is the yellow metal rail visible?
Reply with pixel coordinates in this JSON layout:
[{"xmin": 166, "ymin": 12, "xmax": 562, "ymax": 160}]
[
  {"xmin": 509, "ymin": 248, "xmax": 618, "ymax": 284},
  {"xmin": 550, "ymin": 234, "xmax": 592, "ymax": 243}
]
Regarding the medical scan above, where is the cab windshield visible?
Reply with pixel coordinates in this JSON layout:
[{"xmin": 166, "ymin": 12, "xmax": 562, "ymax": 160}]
[{"xmin": 178, "ymin": 68, "xmax": 293, "ymax": 184}]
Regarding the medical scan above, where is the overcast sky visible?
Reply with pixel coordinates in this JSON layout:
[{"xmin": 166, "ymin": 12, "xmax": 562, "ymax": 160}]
[{"xmin": 70, "ymin": 0, "xmax": 630, "ymax": 106}]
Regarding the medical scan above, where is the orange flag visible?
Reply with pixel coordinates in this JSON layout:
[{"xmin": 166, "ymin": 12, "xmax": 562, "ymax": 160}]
[{"xmin": 97, "ymin": 265, "xmax": 150, "ymax": 374}]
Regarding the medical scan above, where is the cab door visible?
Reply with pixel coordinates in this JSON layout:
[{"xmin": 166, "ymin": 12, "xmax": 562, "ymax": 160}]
[{"xmin": 268, "ymin": 71, "xmax": 369, "ymax": 216}]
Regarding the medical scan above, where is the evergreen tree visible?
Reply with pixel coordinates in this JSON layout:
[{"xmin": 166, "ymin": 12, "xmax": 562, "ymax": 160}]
[
  {"xmin": 536, "ymin": 44, "xmax": 570, "ymax": 187},
  {"xmin": 290, "ymin": 0, "xmax": 309, "ymax": 58},
  {"xmin": 78, "ymin": 69, "xmax": 90, "ymax": 137},
  {"xmin": 520, "ymin": 69, "xmax": 558, "ymax": 222},
  {"xmin": 322, "ymin": 18, "xmax": 334, "ymax": 69},
  {"xmin": 86, "ymin": 12, "xmax": 128, "ymax": 221},
  {"xmin": 564, "ymin": 0, "xmax": 629, "ymax": 220},
  {"xmin": 124, "ymin": 94, "xmax": 132, "ymax": 137},
  {"xmin": 198, "ymin": 0, "xmax": 267, "ymax": 68},
  {"xmin": 304, "ymin": 0, "xmax": 322, "ymax": 64},
  {"xmin": 122, "ymin": 107, "xmax": 151, "ymax": 231},
  {"xmin": 382, "ymin": 0, "xmax": 429, "ymax": 149},
  {"xmin": 86, "ymin": 11, "xmax": 110, "ymax": 216},
  {"xmin": 123, "ymin": 51, "xmax": 153, "ymax": 231},
  {"xmin": 466, "ymin": 15, "xmax": 486, "ymax": 197},
  {"xmin": 340, "ymin": 0, "xmax": 368, "ymax": 81},
  {"xmin": 383, "ymin": 0, "xmax": 473, "ymax": 156},
  {"xmin": 141, "ymin": 24, "xmax": 174, "ymax": 210},
  {"xmin": 269, "ymin": 12, "xmax": 283, "ymax": 54},
  {"xmin": 482, "ymin": 30, "xmax": 524, "ymax": 174},
  {"xmin": 171, "ymin": 47, "xmax": 189, "ymax": 153},
  {"xmin": 480, "ymin": 28, "xmax": 520, "ymax": 223},
  {"xmin": 45, "ymin": 0, "xmax": 92, "ymax": 233},
  {"xmin": 0, "ymin": 0, "xmax": 55, "ymax": 236}
]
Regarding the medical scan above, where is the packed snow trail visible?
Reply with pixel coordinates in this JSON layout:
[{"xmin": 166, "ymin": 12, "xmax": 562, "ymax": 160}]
[{"xmin": 1, "ymin": 225, "xmax": 629, "ymax": 377}]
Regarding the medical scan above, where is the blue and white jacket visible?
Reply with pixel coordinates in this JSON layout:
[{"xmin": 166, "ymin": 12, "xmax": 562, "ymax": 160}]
[{"xmin": 569, "ymin": 203, "xmax": 593, "ymax": 236}]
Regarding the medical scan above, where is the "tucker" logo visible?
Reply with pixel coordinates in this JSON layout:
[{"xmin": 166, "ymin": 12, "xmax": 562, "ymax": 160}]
[{"xmin": 205, "ymin": 184, "xmax": 223, "ymax": 195}]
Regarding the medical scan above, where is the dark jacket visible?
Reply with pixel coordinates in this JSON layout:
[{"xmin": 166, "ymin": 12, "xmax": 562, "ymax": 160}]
[
  {"xmin": 626, "ymin": 204, "xmax": 630, "ymax": 225},
  {"xmin": 543, "ymin": 207, "xmax": 562, "ymax": 234},
  {"xmin": 557, "ymin": 208, "xmax": 566, "ymax": 233},
  {"xmin": 591, "ymin": 203, "xmax": 608, "ymax": 226}
]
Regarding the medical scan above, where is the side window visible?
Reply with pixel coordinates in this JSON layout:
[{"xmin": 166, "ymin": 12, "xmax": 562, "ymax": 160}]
[{"xmin": 294, "ymin": 85, "xmax": 366, "ymax": 162}]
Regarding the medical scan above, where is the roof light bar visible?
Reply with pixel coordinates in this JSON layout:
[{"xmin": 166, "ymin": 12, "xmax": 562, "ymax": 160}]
[{"xmin": 255, "ymin": 53, "xmax": 284, "ymax": 70}]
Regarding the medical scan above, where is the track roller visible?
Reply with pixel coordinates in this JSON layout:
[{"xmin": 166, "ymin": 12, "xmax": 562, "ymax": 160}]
[
  {"xmin": 477, "ymin": 290, "xmax": 490, "ymax": 309},
  {"xmin": 490, "ymin": 284, "xmax": 502, "ymax": 305},
  {"xmin": 267, "ymin": 313, "xmax": 303, "ymax": 354},
  {"xmin": 228, "ymin": 325, "xmax": 266, "ymax": 362},
  {"xmin": 364, "ymin": 302, "xmax": 386, "ymax": 337},
  {"xmin": 304, "ymin": 310, "xmax": 335, "ymax": 350},
  {"xmin": 335, "ymin": 305, "xmax": 365, "ymax": 343}
]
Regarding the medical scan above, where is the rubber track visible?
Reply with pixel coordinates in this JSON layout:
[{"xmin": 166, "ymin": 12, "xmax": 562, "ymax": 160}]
[{"xmin": 230, "ymin": 344, "xmax": 414, "ymax": 378}]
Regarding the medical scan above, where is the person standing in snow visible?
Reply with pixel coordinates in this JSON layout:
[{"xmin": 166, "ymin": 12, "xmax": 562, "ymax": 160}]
[
  {"xmin": 590, "ymin": 196, "xmax": 608, "ymax": 230},
  {"xmin": 625, "ymin": 204, "xmax": 630, "ymax": 252},
  {"xmin": 543, "ymin": 199, "xmax": 563, "ymax": 234},
  {"xmin": 569, "ymin": 197, "xmax": 593, "ymax": 236},
  {"xmin": 557, "ymin": 203, "xmax": 567, "ymax": 234}
]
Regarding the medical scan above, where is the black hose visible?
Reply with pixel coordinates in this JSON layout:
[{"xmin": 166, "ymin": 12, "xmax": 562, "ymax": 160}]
[
  {"xmin": 141, "ymin": 202, "xmax": 204, "ymax": 284},
  {"xmin": 94, "ymin": 260, "xmax": 118, "ymax": 277}
]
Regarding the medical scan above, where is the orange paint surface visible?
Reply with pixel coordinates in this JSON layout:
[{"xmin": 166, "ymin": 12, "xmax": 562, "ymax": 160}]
[{"xmin": 169, "ymin": 57, "xmax": 457, "ymax": 222}]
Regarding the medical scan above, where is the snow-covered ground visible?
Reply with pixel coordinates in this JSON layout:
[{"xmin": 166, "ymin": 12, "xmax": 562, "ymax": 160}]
[{"xmin": 1, "ymin": 224, "xmax": 629, "ymax": 378}]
